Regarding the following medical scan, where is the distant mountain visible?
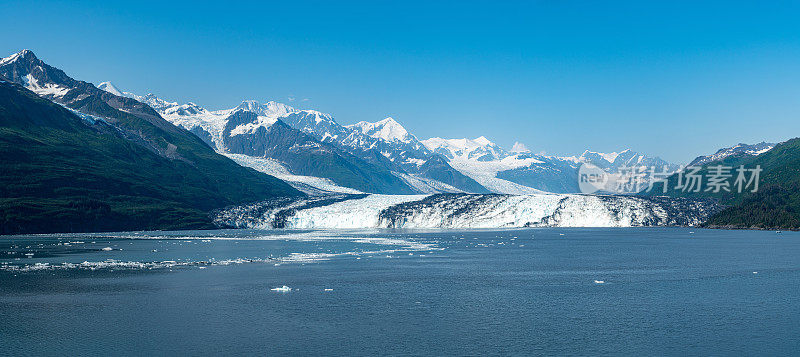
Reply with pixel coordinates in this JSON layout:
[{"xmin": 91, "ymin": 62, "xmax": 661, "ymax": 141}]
[
  {"xmin": 96, "ymin": 81, "xmax": 124, "ymax": 96},
  {"xmin": 643, "ymin": 141, "xmax": 800, "ymax": 229},
  {"xmin": 703, "ymin": 139, "xmax": 800, "ymax": 229},
  {"xmin": 221, "ymin": 111, "xmax": 417, "ymax": 194},
  {"xmin": 96, "ymin": 81, "xmax": 675, "ymax": 196},
  {"xmin": 578, "ymin": 149, "xmax": 680, "ymax": 172},
  {"xmin": 688, "ymin": 142, "xmax": 775, "ymax": 167},
  {"xmin": 280, "ymin": 111, "xmax": 488, "ymax": 193},
  {"xmin": 422, "ymin": 136, "xmax": 509, "ymax": 162},
  {"xmin": 0, "ymin": 50, "xmax": 300, "ymax": 234},
  {"xmin": 420, "ymin": 134, "xmax": 679, "ymax": 194},
  {"xmin": 348, "ymin": 117, "xmax": 414, "ymax": 144}
]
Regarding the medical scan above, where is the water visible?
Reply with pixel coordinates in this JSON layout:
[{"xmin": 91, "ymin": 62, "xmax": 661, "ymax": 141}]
[{"xmin": 1, "ymin": 228, "xmax": 798, "ymax": 355}]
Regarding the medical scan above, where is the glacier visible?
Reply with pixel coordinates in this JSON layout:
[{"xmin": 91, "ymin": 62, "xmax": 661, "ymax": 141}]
[{"xmin": 213, "ymin": 193, "xmax": 720, "ymax": 229}]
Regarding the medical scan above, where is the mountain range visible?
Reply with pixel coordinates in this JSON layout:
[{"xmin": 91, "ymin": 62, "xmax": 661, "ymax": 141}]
[
  {"xmin": 3, "ymin": 48, "xmax": 793, "ymax": 232},
  {"xmin": 98, "ymin": 80, "xmax": 681, "ymax": 196}
]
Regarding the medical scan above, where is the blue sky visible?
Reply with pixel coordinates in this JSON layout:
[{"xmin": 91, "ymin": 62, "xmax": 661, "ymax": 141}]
[{"xmin": 3, "ymin": 0, "xmax": 800, "ymax": 163}]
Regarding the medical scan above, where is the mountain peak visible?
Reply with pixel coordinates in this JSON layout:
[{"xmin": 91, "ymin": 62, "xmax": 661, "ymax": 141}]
[
  {"xmin": 689, "ymin": 141, "xmax": 776, "ymax": 166},
  {"xmin": 580, "ymin": 149, "xmax": 628, "ymax": 163},
  {"xmin": 377, "ymin": 116, "xmax": 399, "ymax": 125},
  {"xmin": 474, "ymin": 136, "xmax": 492, "ymax": 146},
  {"xmin": 97, "ymin": 81, "xmax": 124, "ymax": 96},
  {"xmin": 18, "ymin": 49, "xmax": 35, "ymax": 58},
  {"xmin": 235, "ymin": 100, "xmax": 260, "ymax": 112},
  {"xmin": 349, "ymin": 117, "xmax": 413, "ymax": 143},
  {"xmin": 1, "ymin": 49, "xmax": 37, "ymax": 66},
  {"xmin": 421, "ymin": 136, "xmax": 508, "ymax": 161},
  {"xmin": 232, "ymin": 100, "xmax": 296, "ymax": 118}
]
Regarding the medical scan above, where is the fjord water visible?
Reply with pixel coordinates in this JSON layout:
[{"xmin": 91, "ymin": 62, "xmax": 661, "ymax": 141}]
[{"xmin": 1, "ymin": 228, "xmax": 798, "ymax": 356}]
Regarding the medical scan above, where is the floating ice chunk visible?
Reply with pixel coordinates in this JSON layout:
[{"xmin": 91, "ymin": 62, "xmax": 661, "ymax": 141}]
[
  {"xmin": 271, "ymin": 285, "xmax": 292, "ymax": 292},
  {"xmin": 594, "ymin": 280, "xmax": 605, "ymax": 284},
  {"xmin": 101, "ymin": 247, "xmax": 113, "ymax": 251}
]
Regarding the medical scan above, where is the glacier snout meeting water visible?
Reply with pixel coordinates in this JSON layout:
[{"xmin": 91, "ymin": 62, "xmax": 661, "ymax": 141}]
[{"xmin": 213, "ymin": 194, "xmax": 720, "ymax": 229}]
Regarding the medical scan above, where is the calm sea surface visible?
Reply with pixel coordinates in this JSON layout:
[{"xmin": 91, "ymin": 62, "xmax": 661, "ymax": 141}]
[{"xmin": 1, "ymin": 228, "xmax": 798, "ymax": 356}]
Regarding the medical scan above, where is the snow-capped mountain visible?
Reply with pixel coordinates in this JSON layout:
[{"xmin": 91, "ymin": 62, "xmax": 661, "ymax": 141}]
[
  {"xmin": 348, "ymin": 117, "xmax": 415, "ymax": 144},
  {"xmin": 578, "ymin": 149, "xmax": 680, "ymax": 172},
  {"xmin": 96, "ymin": 82, "xmax": 180, "ymax": 112},
  {"xmin": 423, "ymin": 134, "xmax": 681, "ymax": 194},
  {"xmin": 97, "ymin": 81, "xmax": 124, "ymax": 96},
  {"xmin": 93, "ymin": 76, "xmax": 679, "ymax": 196},
  {"xmin": 422, "ymin": 136, "xmax": 509, "ymax": 162},
  {"xmin": 688, "ymin": 142, "xmax": 775, "ymax": 166},
  {"xmin": 127, "ymin": 92, "xmax": 179, "ymax": 111},
  {"xmin": 274, "ymin": 112, "xmax": 489, "ymax": 193},
  {"xmin": 110, "ymin": 84, "xmax": 488, "ymax": 194},
  {"xmin": 231, "ymin": 100, "xmax": 296, "ymax": 118}
]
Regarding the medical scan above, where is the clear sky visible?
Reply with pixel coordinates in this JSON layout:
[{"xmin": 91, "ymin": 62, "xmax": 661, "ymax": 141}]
[{"xmin": 3, "ymin": 0, "xmax": 800, "ymax": 163}]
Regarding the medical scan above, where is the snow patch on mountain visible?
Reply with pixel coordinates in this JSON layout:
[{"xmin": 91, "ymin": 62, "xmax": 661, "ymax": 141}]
[
  {"xmin": 228, "ymin": 115, "xmax": 280, "ymax": 136},
  {"xmin": 0, "ymin": 50, "xmax": 27, "ymax": 66},
  {"xmin": 22, "ymin": 73, "xmax": 70, "ymax": 97}
]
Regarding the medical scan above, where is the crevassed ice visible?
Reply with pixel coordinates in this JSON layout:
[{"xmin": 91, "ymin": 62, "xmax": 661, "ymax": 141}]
[
  {"xmin": 287, "ymin": 194, "xmax": 428, "ymax": 229},
  {"xmin": 280, "ymin": 194, "xmax": 677, "ymax": 229}
]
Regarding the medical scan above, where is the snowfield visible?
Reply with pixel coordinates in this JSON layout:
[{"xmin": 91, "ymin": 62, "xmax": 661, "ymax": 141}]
[{"xmin": 224, "ymin": 153, "xmax": 362, "ymax": 195}]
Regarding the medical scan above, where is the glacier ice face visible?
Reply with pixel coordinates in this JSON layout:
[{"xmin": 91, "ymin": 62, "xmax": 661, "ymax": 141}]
[
  {"xmin": 214, "ymin": 193, "xmax": 720, "ymax": 230},
  {"xmin": 286, "ymin": 194, "xmax": 429, "ymax": 229},
  {"xmin": 378, "ymin": 194, "xmax": 719, "ymax": 228}
]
